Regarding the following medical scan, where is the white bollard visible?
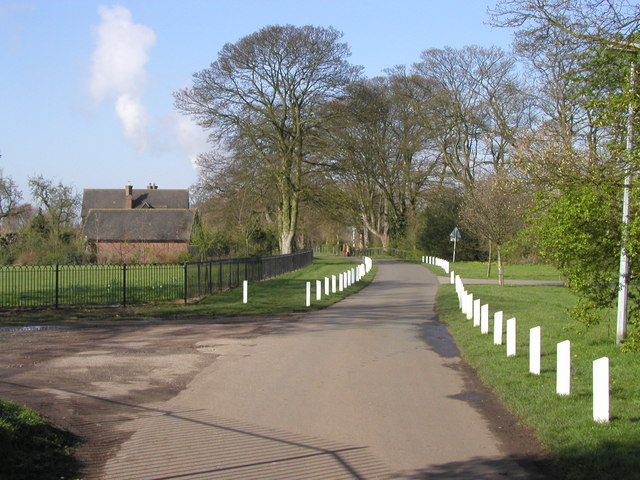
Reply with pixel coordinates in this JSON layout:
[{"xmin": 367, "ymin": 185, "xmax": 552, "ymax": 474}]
[
  {"xmin": 493, "ymin": 311, "xmax": 503, "ymax": 345},
  {"xmin": 331, "ymin": 274, "xmax": 337, "ymax": 294},
  {"xmin": 473, "ymin": 299, "xmax": 481, "ymax": 327},
  {"xmin": 306, "ymin": 281, "xmax": 311, "ymax": 307},
  {"xmin": 593, "ymin": 357, "xmax": 610, "ymax": 423},
  {"xmin": 316, "ymin": 280, "xmax": 322, "ymax": 300},
  {"xmin": 242, "ymin": 280, "xmax": 248, "ymax": 304},
  {"xmin": 481, "ymin": 304, "xmax": 489, "ymax": 334},
  {"xmin": 530, "ymin": 326, "xmax": 541, "ymax": 375},
  {"xmin": 339, "ymin": 273, "xmax": 344, "ymax": 292},
  {"xmin": 506, "ymin": 318, "xmax": 516, "ymax": 357},
  {"xmin": 557, "ymin": 340, "xmax": 571, "ymax": 396},
  {"xmin": 466, "ymin": 293, "xmax": 473, "ymax": 320},
  {"xmin": 324, "ymin": 277, "xmax": 330, "ymax": 296}
]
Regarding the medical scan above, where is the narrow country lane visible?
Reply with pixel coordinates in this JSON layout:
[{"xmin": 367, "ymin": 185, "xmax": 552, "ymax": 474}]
[{"xmin": 101, "ymin": 259, "xmax": 548, "ymax": 479}]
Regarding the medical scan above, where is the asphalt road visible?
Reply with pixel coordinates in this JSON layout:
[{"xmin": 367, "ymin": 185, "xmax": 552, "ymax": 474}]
[{"xmin": 101, "ymin": 259, "xmax": 549, "ymax": 480}]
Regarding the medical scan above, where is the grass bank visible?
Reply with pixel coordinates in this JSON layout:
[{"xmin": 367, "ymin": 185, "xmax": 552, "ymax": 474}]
[
  {"xmin": 140, "ymin": 255, "xmax": 375, "ymax": 318},
  {"xmin": 437, "ymin": 281, "xmax": 640, "ymax": 480},
  {"xmin": 0, "ymin": 399, "xmax": 79, "ymax": 480},
  {"xmin": 0, "ymin": 256, "xmax": 374, "ymax": 325},
  {"xmin": 426, "ymin": 261, "xmax": 563, "ymax": 282}
]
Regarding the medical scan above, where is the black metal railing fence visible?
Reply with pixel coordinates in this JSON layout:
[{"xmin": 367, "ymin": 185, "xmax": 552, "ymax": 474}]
[{"xmin": 0, "ymin": 249, "xmax": 313, "ymax": 309}]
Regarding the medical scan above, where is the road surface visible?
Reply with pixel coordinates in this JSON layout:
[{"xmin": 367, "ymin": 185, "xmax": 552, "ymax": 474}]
[{"xmin": 100, "ymin": 259, "xmax": 548, "ymax": 479}]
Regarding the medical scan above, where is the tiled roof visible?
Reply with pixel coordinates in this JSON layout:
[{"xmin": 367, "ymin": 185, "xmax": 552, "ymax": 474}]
[
  {"xmin": 81, "ymin": 189, "xmax": 189, "ymax": 218},
  {"xmin": 82, "ymin": 209, "xmax": 195, "ymax": 243}
]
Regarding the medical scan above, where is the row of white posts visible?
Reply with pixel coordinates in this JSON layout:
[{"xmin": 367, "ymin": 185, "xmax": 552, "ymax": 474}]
[
  {"xmin": 305, "ymin": 257, "xmax": 373, "ymax": 307},
  {"xmin": 423, "ymin": 256, "xmax": 610, "ymax": 424},
  {"xmin": 241, "ymin": 256, "xmax": 374, "ymax": 307}
]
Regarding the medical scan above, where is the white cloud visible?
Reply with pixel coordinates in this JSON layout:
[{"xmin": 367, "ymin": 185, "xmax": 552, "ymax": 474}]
[
  {"xmin": 89, "ymin": 5, "xmax": 155, "ymax": 150},
  {"xmin": 172, "ymin": 114, "xmax": 210, "ymax": 169},
  {"xmin": 115, "ymin": 93, "xmax": 149, "ymax": 150}
]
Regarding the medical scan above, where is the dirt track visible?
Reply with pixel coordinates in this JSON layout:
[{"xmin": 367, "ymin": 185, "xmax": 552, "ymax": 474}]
[{"xmin": 0, "ymin": 261, "xmax": 554, "ymax": 479}]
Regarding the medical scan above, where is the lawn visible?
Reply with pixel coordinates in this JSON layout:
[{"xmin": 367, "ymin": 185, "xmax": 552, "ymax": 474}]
[
  {"xmin": 424, "ymin": 260, "xmax": 564, "ymax": 282},
  {"xmin": 137, "ymin": 255, "xmax": 376, "ymax": 318},
  {"xmin": 437, "ymin": 280, "xmax": 640, "ymax": 480},
  {"xmin": 0, "ymin": 400, "xmax": 79, "ymax": 480},
  {"xmin": 0, "ymin": 256, "xmax": 375, "ymax": 324}
]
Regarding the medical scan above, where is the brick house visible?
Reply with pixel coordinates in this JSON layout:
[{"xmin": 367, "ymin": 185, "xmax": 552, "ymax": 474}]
[{"xmin": 81, "ymin": 183, "xmax": 196, "ymax": 263}]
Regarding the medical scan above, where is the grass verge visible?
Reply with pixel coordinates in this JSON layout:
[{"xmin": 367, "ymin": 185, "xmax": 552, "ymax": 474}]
[
  {"xmin": 424, "ymin": 261, "xmax": 563, "ymax": 282},
  {"xmin": 0, "ymin": 256, "xmax": 375, "ymax": 325},
  {"xmin": 437, "ymin": 282, "xmax": 640, "ymax": 480},
  {"xmin": 139, "ymin": 255, "xmax": 376, "ymax": 318},
  {"xmin": 0, "ymin": 399, "xmax": 79, "ymax": 480}
]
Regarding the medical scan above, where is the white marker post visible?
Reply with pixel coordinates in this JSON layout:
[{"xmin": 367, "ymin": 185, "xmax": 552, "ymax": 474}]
[
  {"xmin": 316, "ymin": 280, "xmax": 322, "ymax": 301},
  {"xmin": 339, "ymin": 273, "xmax": 344, "ymax": 292},
  {"xmin": 557, "ymin": 340, "xmax": 571, "ymax": 396},
  {"xmin": 466, "ymin": 293, "xmax": 473, "ymax": 320},
  {"xmin": 450, "ymin": 271, "xmax": 455, "ymax": 284},
  {"xmin": 242, "ymin": 280, "xmax": 248, "ymax": 304},
  {"xmin": 506, "ymin": 318, "xmax": 516, "ymax": 357},
  {"xmin": 481, "ymin": 304, "xmax": 489, "ymax": 334},
  {"xmin": 530, "ymin": 326, "xmax": 541, "ymax": 375},
  {"xmin": 593, "ymin": 357, "xmax": 610, "ymax": 423},
  {"xmin": 493, "ymin": 311, "xmax": 503, "ymax": 345},
  {"xmin": 473, "ymin": 299, "xmax": 481, "ymax": 327},
  {"xmin": 324, "ymin": 277, "xmax": 330, "ymax": 296},
  {"xmin": 331, "ymin": 274, "xmax": 337, "ymax": 294},
  {"xmin": 306, "ymin": 281, "xmax": 311, "ymax": 307}
]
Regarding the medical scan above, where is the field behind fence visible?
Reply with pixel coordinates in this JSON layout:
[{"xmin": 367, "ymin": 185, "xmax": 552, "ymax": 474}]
[{"xmin": 0, "ymin": 250, "xmax": 313, "ymax": 308}]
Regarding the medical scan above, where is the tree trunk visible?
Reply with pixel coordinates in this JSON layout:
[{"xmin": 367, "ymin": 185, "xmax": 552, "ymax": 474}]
[
  {"xmin": 487, "ymin": 240, "xmax": 493, "ymax": 278},
  {"xmin": 278, "ymin": 183, "xmax": 298, "ymax": 255},
  {"xmin": 497, "ymin": 245, "xmax": 504, "ymax": 286}
]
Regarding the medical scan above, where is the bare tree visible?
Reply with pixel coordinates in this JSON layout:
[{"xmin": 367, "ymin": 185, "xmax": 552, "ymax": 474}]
[
  {"xmin": 175, "ymin": 25, "xmax": 361, "ymax": 254},
  {"xmin": 459, "ymin": 170, "xmax": 532, "ymax": 284},
  {"xmin": 28, "ymin": 175, "xmax": 80, "ymax": 237},
  {"xmin": 0, "ymin": 169, "xmax": 23, "ymax": 230},
  {"xmin": 414, "ymin": 46, "xmax": 532, "ymax": 187},
  {"xmin": 325, "ymin": 72, "xmax": 438, "ymax": 247},
  {"xmin": 491, "ymin": 0, "xmax": 640, "ymax": 53}
]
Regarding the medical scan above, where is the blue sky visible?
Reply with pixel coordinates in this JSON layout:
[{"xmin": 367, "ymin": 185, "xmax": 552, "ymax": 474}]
[{"xmin": 1, "ymin": 0, "xmax": 513, "ymax": 202}]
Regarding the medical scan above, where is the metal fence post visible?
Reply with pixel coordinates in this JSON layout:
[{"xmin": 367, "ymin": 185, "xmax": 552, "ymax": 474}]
[
  {"xmin": 55, "ymin": 264, "xmax": 59, "ymax": 309},
  {"xmin": 123, "ymin": 264, "xmax": 127, "ymax": 307},
  {"xmin": 184, "ymin": 263, "xmax": 188, "ymax": 304}
]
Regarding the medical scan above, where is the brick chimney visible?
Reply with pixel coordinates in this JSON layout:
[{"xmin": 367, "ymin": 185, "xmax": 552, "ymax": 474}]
[{"xmin": 124, "ymin": 181, "xmax": 133, "ymax": 209}]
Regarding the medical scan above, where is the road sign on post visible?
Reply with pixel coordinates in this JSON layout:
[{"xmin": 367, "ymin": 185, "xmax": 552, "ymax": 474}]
[{"xmin": 450, "ymin": 227, "xmax": 461, "ymax": 263}]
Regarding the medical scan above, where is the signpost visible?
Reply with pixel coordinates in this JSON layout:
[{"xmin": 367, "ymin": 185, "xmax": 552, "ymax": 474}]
[{"xmin": 450, "ymin": 227, "xmax": 461, "ymax": 263}]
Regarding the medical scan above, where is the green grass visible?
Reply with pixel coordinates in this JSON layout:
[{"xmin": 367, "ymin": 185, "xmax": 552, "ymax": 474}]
[
  {"xmin": 0, "ymin": 264, "xmax": 186, "ymax": 307},
  {"xmin": 0, "ymin": 256, "xmax": 375, "ymax": 324},
  {"xmin": 437, "ymin": 282, "xmax": 640, "ymax": 480},
  {"xmin": 0, "ymin": 399, "xmax": 79, "ymax": 480},
  {"xmin": 138, "ymin": 256, "xmax": 376, "ymax": 318},
  {"xmin": 424, "ymin": 261, "xmax": 563, "ymax": 281}
]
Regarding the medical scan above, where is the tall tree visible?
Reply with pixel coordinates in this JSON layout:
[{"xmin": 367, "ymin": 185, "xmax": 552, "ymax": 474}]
[
  {"xmin": 28, "ymin": 175, "xmax": 80, "ymax": 237},
  {"xmin": 491, "ymin": 0, "xmax": 640, "ymax": 345},
  {"xmin": 414, "ymin": 45, "xmax": 531, "ymax": 187},
  {"xmin": 174, "ymin": 25, "xmax": 361, "ymax": 254},
  {"xmin": 325, "ymin": 73, "xmax": 438, "ymax": 247},
  {"xmin": 0, "ymin": 169, "xmax": 23, "ymax": 230},
  {"xmin": 459, "ymin": 170, "xmax": 532, "ymax": 284}
]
